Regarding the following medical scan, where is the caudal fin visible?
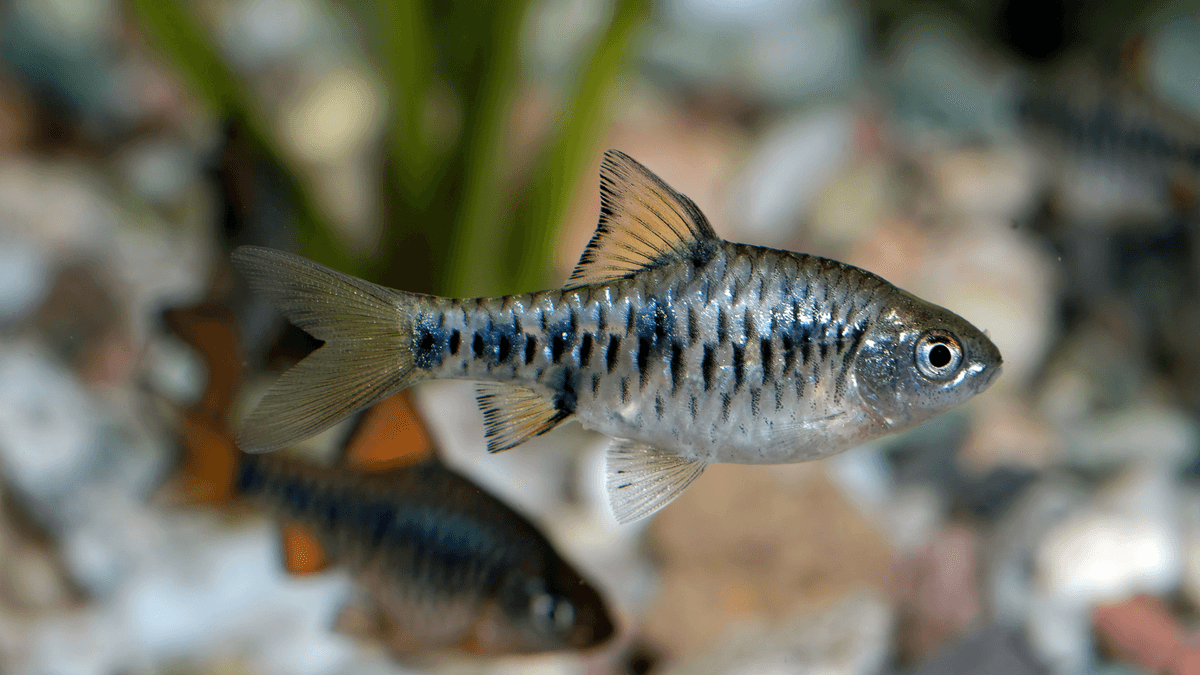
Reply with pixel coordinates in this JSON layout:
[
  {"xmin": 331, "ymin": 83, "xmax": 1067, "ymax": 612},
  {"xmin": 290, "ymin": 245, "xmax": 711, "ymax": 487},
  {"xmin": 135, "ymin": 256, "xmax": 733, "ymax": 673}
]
[{"xmin": 231, "ymin": 246, "xmax": 423, "ymax": 453}]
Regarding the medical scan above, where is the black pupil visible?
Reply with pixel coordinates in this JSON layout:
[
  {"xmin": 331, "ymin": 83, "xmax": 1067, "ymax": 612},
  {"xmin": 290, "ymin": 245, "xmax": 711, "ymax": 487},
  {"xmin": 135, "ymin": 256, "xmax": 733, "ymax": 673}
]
[{"xmin": 928, "ymin": 344, "xmax": 952, "ymax": 368}]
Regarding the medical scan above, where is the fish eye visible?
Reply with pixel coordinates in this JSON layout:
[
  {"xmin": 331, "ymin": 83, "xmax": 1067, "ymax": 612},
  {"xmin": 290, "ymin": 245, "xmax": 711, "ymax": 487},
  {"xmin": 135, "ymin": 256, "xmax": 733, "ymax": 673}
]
[
  {"xmin": 914, "ymin": 330, "xmax": 963, "ymax": 380},
  {"xmin": 530, "ymin": 592, "xmax": 574, "ymax": 636}
]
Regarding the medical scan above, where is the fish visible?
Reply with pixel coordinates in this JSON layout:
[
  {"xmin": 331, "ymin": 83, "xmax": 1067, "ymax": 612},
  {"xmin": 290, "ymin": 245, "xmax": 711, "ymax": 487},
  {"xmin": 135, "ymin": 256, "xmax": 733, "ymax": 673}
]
[
  {"xmin": 231, "ymin": 149, "xmax": 1003, "ymax": 523},
  {"xmin": 163, "ymin": 302, "xmax": 615, "ymax": 657}
]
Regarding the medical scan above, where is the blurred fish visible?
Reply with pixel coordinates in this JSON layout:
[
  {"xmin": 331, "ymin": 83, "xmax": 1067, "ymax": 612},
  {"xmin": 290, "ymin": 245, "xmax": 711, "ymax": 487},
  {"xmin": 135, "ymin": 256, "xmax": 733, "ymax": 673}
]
[
  {"xmin": 163, "ymin": 303, "xmax": 615, "ymax": 657},
  {"xmin": 231, "ymin": 150, "xmax": 1003, "ymax": 523}
]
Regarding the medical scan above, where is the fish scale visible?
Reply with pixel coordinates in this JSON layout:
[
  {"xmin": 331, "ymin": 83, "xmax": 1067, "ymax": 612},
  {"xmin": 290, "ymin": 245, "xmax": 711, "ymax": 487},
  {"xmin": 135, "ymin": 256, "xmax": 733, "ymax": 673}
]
[
  {"xmin": 231, "ymin": 149, "xmax": 1002, "ymax": 523},
  {"xmin": 403, "ymin": 240, "xmax": 891, "ymax": 466}
]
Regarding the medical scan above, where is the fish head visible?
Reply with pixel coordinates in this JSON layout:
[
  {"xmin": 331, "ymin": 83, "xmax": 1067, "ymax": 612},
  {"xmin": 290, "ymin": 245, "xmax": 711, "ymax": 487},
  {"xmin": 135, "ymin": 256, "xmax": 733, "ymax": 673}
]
[
  {"xmin": 854, "ymin": 290, "xmax": 1002, "ymax": 431},
  {"xmin": 488, "ymin": 560, "xmax": 616, "ymax": 653}
]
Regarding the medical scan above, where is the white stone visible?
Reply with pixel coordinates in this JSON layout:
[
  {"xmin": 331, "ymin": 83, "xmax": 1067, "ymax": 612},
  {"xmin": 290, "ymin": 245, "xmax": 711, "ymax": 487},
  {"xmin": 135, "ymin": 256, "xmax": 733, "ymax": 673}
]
[
  {"xmin": 0, "ymin": 344, "xmax": 101, "ymax": 512},
  {"xmin": 730, "ymin": 108, "xmax": 856, "ymax": 245},
  {"xmin": 281, "ymin": 68, "xmax": 385, "ymax": 166},
  {"xmin": 659, "ymin": 592, "xmax": 892, "ymax": 675},
  {"xmin": 1034, "ymin": 467, "xmax": 1183, "ymax": 609},
  {"xmin": 0, "ymin": 236, "xmax": 49, "ymax": 324},
  {"xmin": 1180, "ymin": 489, "xmax": 1200, "ymax": 611},
  {"xmin": 1062, "ymin": 404, "xmax": 1200, "ymax": 470}
]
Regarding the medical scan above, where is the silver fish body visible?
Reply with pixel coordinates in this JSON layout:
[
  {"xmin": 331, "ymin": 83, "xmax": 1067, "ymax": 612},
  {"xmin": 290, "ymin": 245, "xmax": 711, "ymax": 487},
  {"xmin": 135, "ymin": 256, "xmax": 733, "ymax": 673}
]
[
  {"xmin": 414, "ymin": 244, "xmax": 914, "ymax": 465},
  {"xmin": 232, "ymin": 150, "xmax": 1002, "ymax": 522}
]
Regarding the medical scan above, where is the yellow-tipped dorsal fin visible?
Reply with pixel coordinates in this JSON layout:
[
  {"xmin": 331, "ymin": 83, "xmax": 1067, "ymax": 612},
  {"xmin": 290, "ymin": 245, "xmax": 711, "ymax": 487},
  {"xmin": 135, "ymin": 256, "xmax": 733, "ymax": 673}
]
[{"xmin": 566, "ymin": 150, "xmax": 719, "ymax": 290}]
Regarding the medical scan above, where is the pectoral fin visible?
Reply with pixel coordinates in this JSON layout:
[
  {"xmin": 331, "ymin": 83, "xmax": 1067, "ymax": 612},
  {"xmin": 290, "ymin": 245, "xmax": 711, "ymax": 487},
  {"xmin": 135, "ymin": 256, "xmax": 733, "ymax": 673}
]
[
  {"xmin": 606, "ymin": 439, "xmax": 706, "ymax": 524},
  {"xmin": 476, "ymin": 383, "xmax": 569, "ymax": 453}
]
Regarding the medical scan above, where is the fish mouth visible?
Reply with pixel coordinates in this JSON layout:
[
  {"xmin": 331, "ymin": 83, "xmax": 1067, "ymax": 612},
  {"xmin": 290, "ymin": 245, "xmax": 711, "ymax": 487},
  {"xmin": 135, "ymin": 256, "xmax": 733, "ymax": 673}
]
[{"xmin": 976, "ymin": 359, "xmax": 1003, "ymax": 392}]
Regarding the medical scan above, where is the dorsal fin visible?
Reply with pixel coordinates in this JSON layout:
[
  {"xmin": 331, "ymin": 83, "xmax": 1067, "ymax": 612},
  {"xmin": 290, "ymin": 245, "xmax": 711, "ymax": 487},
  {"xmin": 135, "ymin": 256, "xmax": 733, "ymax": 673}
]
[
  {"xmin": 566, "ymin": 150, "xmax": 719, "ymax": 289},
  {"xmin": 339, "ymin": 391, "xmax": 434, "ymax": 472}
]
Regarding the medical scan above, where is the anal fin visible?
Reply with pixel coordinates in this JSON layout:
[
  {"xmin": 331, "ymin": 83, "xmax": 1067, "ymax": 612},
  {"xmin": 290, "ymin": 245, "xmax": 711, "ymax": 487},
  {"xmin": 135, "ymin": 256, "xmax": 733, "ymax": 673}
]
[
  {"xmin": 606, "ymin": 439, "xmax": 706, "ymax": 524},
  {"xmin": 476, "ymin": 383, "xmax": 569, "ymax": 453},
  {"xmin": 280, "ymin": 521, "xmax": 330, "ymax": 575}
]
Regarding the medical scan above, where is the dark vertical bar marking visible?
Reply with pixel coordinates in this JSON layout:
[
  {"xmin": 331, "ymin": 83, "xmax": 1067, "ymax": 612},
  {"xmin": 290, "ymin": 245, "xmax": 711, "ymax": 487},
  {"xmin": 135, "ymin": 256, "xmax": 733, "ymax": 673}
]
[
  {"xmin": 607, "ymin": 335, "xmax": 621, "ymax": 373},
  {"xmin": 524, "ymin": 335, "xmax": 537, "ymax": 365},
  {"xmin": 552, "ymin": 333, "xmax": 567, "ymax": 363},
  {"xmin": 449, "ymin": 330, "xmax": 461, "ymax": 355},
  {"xmin": 579, "ymin": 333, "xmax": 594, "ymax": 367},
  {"xmin": 760, "ymin": 337, "xmax": 772, "ymax": 384},
  {"xmin": 701, "ymin": 344, "xmax": 715, "ymax": 391},
  {"xmin": 731, "ymin": 343, "xmax": 745, "ymax": 393},
  {"xmin": 636, "ymin": 336, "xmax": 651, "ymax": 389},
  {"xmin": 670, "ymin": 342, "xmax": 683, "ymax": 395},
  {"xmin": 497, "ymin": 334, "xmax": 511, "ymax": 363},
  {"xmin": 472, "ymin": 332, "xmax": 484, "ymax": 358}
]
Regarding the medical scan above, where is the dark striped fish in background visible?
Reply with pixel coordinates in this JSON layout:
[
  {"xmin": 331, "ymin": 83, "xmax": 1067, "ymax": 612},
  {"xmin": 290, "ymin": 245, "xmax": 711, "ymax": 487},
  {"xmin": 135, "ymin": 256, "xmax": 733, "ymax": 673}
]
[
  {"xmin": 231, "ymin": 150, "xmax": 1003, "ymax": 523},
  {"xmin": 164, "ymin": 304, "xmax": 615, "ymax": 657}
]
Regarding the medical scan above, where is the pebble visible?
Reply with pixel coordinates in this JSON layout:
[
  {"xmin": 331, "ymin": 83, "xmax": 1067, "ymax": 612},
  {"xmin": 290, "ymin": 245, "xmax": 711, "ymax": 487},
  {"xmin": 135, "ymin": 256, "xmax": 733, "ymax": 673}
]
[
  {"xmin": 116, "ymin": 138, "xmax": 199, "ymax": 206},
  {"xmin": 886, "ymin": 17, "xmax": 1018, "ymax": 138},
  {"xmin": 894, "ymin": 522, "xmax": 983, "ymax": 661},
  {"xmin": 1181, "ymin": 489, "xmax": 1200, "ymax": 612},
  {"xmin": 657, "ymin": 592, "xmax": 892, "ymax": 675},
  {"xmin": 1092, "ymin": 595, "xmax": 1183, "ymax": 673},
  {"xmin": 647, "ymin": 0, "xmax": 861, "ymax": 105},
  {"xmin": 0, "ymin": 160, "xmax": 118, "ymax": 258},
  {"xmin": 1060, "ymin": 403, "xmax": 1200, "ymax": 471},
  {"xmin": 280, "ymin": 68, "xmax": 384, "ymax": 167},
  {"xmin": 0, "ymin": 235, "xmax": 49, "ymax": 325},
  {"xmin": 1146, "ymin": 16, "xmax": 1200, "ymax": 123},
  {"xmin": 730, "ymin": 108, "xmax": 857, "ymax": 245},
  {"xmin": 986, "ymin": 478, "xmax": 1089, "ymax": 627},
  {"xmin": 1036, "ymin": 468, "xmax": 1183, "ymax": 607},
  {"xmin": 643, "ymin": 464, "xmax": 893, "ymax": 657},
  {"xmin": 0, "ymin": 344, "xmax": 102, "ymax": 519},
  {"xmin": 1018, "ymin": 468, "xmax": 1186, "ymax": 673},
  {"xmin": 908, "ymin": 624, "xmax": 1046, "ymax": 675}
]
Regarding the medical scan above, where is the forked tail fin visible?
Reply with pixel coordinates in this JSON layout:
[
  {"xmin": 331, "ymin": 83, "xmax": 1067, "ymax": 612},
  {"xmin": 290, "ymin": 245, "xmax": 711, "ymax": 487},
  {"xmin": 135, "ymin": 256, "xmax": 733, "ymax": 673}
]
[{"xmin": 231, "ymin": 246, "xmax": 424, "ymax": 453}]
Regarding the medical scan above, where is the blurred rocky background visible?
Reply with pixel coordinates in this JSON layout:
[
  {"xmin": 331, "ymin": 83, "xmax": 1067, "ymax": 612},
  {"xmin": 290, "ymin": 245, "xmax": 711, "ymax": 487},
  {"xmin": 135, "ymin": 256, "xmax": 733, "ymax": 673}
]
[{"xmin": 0, "ymin": 0, "xmax": 1198, "ymax": 674}]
